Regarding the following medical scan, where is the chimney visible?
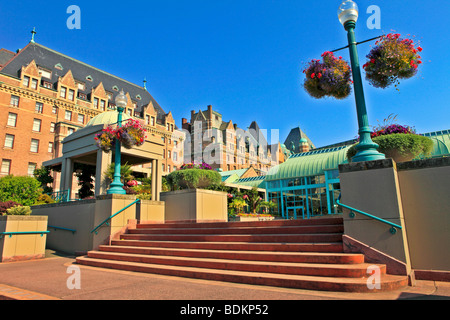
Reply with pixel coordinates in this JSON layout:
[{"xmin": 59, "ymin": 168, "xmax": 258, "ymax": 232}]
[{"xmin": 182, "ymin": 118, "xmax": 187, "ymax": 125}]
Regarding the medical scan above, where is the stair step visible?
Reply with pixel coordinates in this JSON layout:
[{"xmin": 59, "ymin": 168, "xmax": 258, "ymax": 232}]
[
  {"xmin": 129, "ymin": 225, "xmax": 344, "ymax": 235},
  {"xmin": 87, "ymin": 250, "xmax": 376, "ymax": 278},
  {"xmin": 111, "ymin": 239, "xmax": 344, "ymax": 253},
  {"xmin": 98, "ymin": 245, "xmax": 365, "ymax": 264},
  {"xmin": 75, "ymin": 256, "xmax": 408, "ymax": 293},
  {"xmin": 137, "ymin": 217, "xmax": 343, "ymax": 229},
  {"xmin": 120, "ymin": 233, "xmax": 343, "ymax": 243}
]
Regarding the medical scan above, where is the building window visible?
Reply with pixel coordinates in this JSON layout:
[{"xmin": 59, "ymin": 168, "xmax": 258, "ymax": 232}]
[
  {"xmin": 39, "ymin": 68, "xmax": 52, "ymax": 79},
  {"xmin": 4, "ymin": 134, "xmax": 14, "ymax": 148},
  {"xmin": 168, "ymin": 165, "xmax": 171, "ymax": 172},
  {"xmin": 50, "ymin": 122, "xmax": 56, "ymax": 133},
  {"xmin": 93, "ymin": 98, "xmax": 99, "ymax": 109},
  {"xmin": 43, "ymin": 81, "xmax": 53, "ymax": 89},
  {"xmin": 150, "ymin": 117, "xmax": 155, "ymax": 126},
  {"xmin": 78, "ymin": 92, "xmax": 87, "ymax": 100},
  {"xmin": 162, "ymin": 163, "xmax": 165, "ymax": 172},
  {"xmin": 78, "ymin": 114, "xmax": 84, "ymax": 124},
  {"xmin": 60, "ymin": 86, "xmax": 67, "ymax": 98},
  {"xmin": 168, "ymin": 150, "xmax": 171, "ymax": 159},
  {"xmin": 100, "ymin": 100, "xmax": 106, "ymax": 111},
  {"xmin": 65, "ymin": 110, "xmax": 72, "ymax": 121},
  {"xmin": 23, "ymin": 76, "xmax": 30, "ymax": 87},
  {"xmin": 52, "ymin": 106, "xmax": 58, "ymax": 114},
  {"xmin": 145, "ymin": 115, "xmax": 150, "ymax": 125},
  {"xmin": 1, "ymin": 159, "xmax": 11, "ymax": 175},
  {"xmin": 68, "ymin": 127, "xmax": 75, "ymax": 135},
  {"xmin": 127, "ymin": 109, "xmax": 132, "ymax": 116},
  {"xmin": 27, "ymin": 163, "xmax": 37, "ymax": 177},
  {"xmin": 10, "ymin": 95, "xmax": 20, "ymax": 107},
  {"xmin": 48, "ymin": 142, "xmax": 54, "ymax": 153},
  {"xmin": 35, "ymin": 102, "xmax": 43, "ymax": 113},
  {"xmin": 68, "ymin": 89, "xmax": 75, "ymax": 101},
  {"xmin": 30, "ymin": 139, "xmax": 39, "ymax": 153},
  {"xmin": 173, "ymin": 152, "xmax": 178, "ymax": 161},
  {"xmin": 31, "ymin": 78, "xmax": 38, "ymax": 90},
  {"xmin": 163, "ymin": 149, "xmax": 166, "ymax": 159},
  {"xmin": 7, "ymin": 113, "xmax": 17, "ymax": 127},
  {"xmin": 32, "ymin": 119, "xmax": 42, "ymax": 132},
  {"xmin": 77, "ymin": 82, "xmax": 85, "ymax": 91}
]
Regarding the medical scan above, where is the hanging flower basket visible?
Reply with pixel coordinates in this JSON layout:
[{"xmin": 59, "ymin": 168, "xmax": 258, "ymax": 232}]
[
  {"xmin": 363, "ymin": 33, "xmax": 423, "ymax": 89},
  {"xmin": 116, "ymin": 119, "xmax": 146, "ymax": 149},
  {"xmin": 94, "ymin": 119, "xmax": 146, "ymax": 152},
  {"xmin": 94, "ymin": 127, "xmax": 116, "ymax": 153},
  {"xmin": 303, "ymin": 51, "xmax": 353, "ymax": 100}
]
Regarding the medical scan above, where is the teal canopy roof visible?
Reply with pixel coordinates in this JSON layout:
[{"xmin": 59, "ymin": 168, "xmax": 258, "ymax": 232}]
[
  {"xmin": 265, "ymin": 146, "xmax": 350, "ymax": 181},
  {"xmin": 421, "ymin": 130, "xmax": 450, "ymax": 158}
]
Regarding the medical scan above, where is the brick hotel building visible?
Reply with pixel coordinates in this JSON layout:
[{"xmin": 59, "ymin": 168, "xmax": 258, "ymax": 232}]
[{"xmin": 0, "ymin": 40, "xmax": 183, "ymax": 191}]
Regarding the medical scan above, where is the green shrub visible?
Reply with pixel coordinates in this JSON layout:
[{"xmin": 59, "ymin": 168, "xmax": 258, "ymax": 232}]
[
  {"xmin": 166, "ymin": 169, "xmax": 221, "ymax": 190},
  {"xmin": 347, "ymin": 133, "xmax": 434, "ymax": 162},
  {"xmin": 6, "ymin": 205, "xmax": 32, "ymax": 216},
  {"xmin": 0, "ymin": 175, "xmax": 42, "ymax": 206},
  {"xmin": 34, "ymin": 194, "xmax": 55, "ymax": 205}
]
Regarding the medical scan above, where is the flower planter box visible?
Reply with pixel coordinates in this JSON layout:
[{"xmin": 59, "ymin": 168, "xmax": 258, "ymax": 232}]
[
  {"xmin": 0, "ymin": 215, "xmax": 48, "ymax": 262},
  {"xmin": 231, "ymin": 216, "xmax": 275, "ymax": 222}
]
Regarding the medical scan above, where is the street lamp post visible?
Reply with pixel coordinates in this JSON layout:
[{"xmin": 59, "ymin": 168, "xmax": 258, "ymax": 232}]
[
  {"xmin": 338, "ymin": 0, "xmax": 385, "ymax": 162},
  {"xmin": 107, "ymin": 90, "xmax": 127, "ymax": 195}
]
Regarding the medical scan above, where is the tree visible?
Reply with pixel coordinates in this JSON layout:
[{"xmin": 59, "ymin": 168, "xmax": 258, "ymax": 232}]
[
  {"xmin": 33, "ymin": 166, "xmax": 54, "ymax": 194},
  {"xmin": 74, "ymin": 163, "xmax": 96, "ymax": 199},
  {"xmin": 104, "ymin": 162, "xmax": 134, "ymax": 184}
]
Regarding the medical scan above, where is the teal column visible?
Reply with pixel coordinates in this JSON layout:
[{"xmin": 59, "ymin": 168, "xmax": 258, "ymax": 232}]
[
  {"xmin": 107, "ymin": 106, "xmax": 126, "ymax": 195},
  {"xmin": 344, "ymin": 21, "xmax": 385, "ymax": 162}
]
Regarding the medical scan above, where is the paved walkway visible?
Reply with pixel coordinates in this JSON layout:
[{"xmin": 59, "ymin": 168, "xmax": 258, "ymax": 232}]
[{"xmin": 0, "ymin": 250, "xmax": 449, "ymax": 301}]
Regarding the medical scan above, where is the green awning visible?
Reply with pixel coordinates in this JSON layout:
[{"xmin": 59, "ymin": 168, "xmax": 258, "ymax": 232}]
[{"xmin": 265, "ymin": 146, "xmax": 351, "ymax": 181}]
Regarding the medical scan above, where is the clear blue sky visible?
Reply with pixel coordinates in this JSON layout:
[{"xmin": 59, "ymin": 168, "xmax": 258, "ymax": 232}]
[{"xmin": 1, "ymin": 0, "xmax": 449, "ymax": 147}]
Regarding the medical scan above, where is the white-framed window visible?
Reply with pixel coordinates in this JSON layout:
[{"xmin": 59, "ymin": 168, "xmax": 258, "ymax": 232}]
[
  {"xmin": 60, "ymin": 86, "xmax": 67, "ymax": 98},
  {"xmin": 50, "ymin": 122, "xmax": 56, "ymax": 133},
  {"xmin": 4, "ymin": 134, "xmax": 14, "ymax": 148},
  {"xmin": 32, "ymin": 119, "xmax": 42, "ymax": 132},
  {"xmin": 30, "ymin": 139, "xmax": 39, "ymax": 153},
  {"xmin": 100, "ymin": 100, "xmax": 106, "ymax": 111},
  {"xmin": 48, "ymin": 142, "xmax": 54, "ymax": 153},
  {"xmin": 10, "ymin": 95, "xmax": 19, "ymax": 107},
  {"xmin": 68, "ymin": 89, "xmax": 75, "ymax": 101},
  {"xmin": 52, "ymin": 106, "xmax": 58, "ymax": 114},
  {"xmin": 27, "ymin": 163, "xmax": 37, "ymax": 177},
  {"xmin": 1, "ymin": 159, "xmax": 11, "ymax": 175},
  {"xmin": 65, "ymin": 110, "xmax": 72, "ymax": 121},
  {"xmin": 35, "ymin": 102, "xmax": 43, "ymax": 113},
  {"xmin": 23, "ymin": 76, "xmax": 30, "ymax": 87},
  {"xmin": 93, "ymin": 98, "xmax": 99, "ymax": 109},
  {"xmin": 31, "ymin": 78, "xmax": 38, "ymax": 90},
  {"xmin": 7, "ymin": 113, "xmax": 17, "ymax": 127},
  {"xmin": 78, "ymin": 114, "xmax": 84, "ymax": 124},
  {"xmin": 150, "ymin": 117, "xmax": 155, "ymax": 126}
]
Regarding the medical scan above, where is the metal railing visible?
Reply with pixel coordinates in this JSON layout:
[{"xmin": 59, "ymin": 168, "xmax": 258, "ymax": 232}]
[
  {"xmin": 91, "ymin": 199, "xmax": 140, "ymax": 235},
  {"xmin": 336, "ymin": 194, "xmax": 402, "ymax": 235},
  {"xmin": 48, "ymin": 225, "xmax": 76, "ymax": 234},
  {"xmin": 48, "ymin": 189, "xmax": 71, "ymax": 203},
  {"xmin": 0, "ymin": 231, "xmax": 50, "ymax": 239}
]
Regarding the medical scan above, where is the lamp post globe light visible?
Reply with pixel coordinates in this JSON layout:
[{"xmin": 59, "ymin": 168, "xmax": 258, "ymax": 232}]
[
  {"xmin": 338, "ymin": 0, "xmax": 385, "ymax": 162},
  {"xmin": 107, "ymin": 90, "xmax": 127, "ymax": 195}
]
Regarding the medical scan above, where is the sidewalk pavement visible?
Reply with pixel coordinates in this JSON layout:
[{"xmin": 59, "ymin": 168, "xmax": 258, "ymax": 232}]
[{"xmin": 0, "ymin": 250, "xmax": 449, "ymax": 301}]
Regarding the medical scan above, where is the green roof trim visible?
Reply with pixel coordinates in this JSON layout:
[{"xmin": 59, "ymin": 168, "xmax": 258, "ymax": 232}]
[
  {"xmin": 266, "ymin": 146, "xmax": 351, "ymax": 181},
  {"xmin": 420, "ymin": 130, "xmax": 450, "ymax": 158}
]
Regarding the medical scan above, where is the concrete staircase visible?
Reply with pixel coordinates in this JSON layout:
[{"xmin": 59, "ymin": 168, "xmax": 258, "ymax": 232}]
[{"xmin": 76, "ymin": 217, "xmax": 408, "ymax": 293}]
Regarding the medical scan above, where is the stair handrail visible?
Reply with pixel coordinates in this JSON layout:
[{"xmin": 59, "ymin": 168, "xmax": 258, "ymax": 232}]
[
  {"xmin": 336, "ymin": 193, "xmax": 402, "ymax": 235},
  {"xmin": 0, "ymin": 231, "xmax": 50, "ymax": 239},
  {"xmin": 48, "ymin": 225, "xmax": 76, "ymax": 234},
  {"xmin": 91, "ymin": 198, "xmax": 140, "ymax": 235}
]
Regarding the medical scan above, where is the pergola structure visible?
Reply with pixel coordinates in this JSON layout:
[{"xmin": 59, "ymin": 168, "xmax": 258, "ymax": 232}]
[{"xmin": 43, "ymin": 111, "xmax": 165, "ymax": 201}]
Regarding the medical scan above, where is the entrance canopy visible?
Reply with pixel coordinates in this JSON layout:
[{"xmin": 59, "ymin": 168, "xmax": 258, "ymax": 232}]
[{"xmin": 44, "ymin": 111, "xmax": 165, "ymax": 200}]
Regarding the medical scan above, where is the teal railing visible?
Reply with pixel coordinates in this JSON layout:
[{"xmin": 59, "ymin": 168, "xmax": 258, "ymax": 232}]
[
  {"xmin": 48, "ymin": 225, "xmax": 76, "ymax": 234},
  {"xmin": 336, "ymin": 194, "xmax": 402, "ymax": 235},
  {"xmin": 0, "ymin": 231, "xmax": 50, "ymax": 239},
  {"xmin": 48, "ymin": 189, "xmax": 71, "ymax": 203},
  {"xmin": 91, "ymin": 199, "xmax": 140, "ymax": 235}
]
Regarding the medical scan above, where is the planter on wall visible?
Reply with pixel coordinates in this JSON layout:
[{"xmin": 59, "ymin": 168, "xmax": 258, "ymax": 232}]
[{"xmin": 0, "ymin": 215, "xmax": 48, "ymax": 262}]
